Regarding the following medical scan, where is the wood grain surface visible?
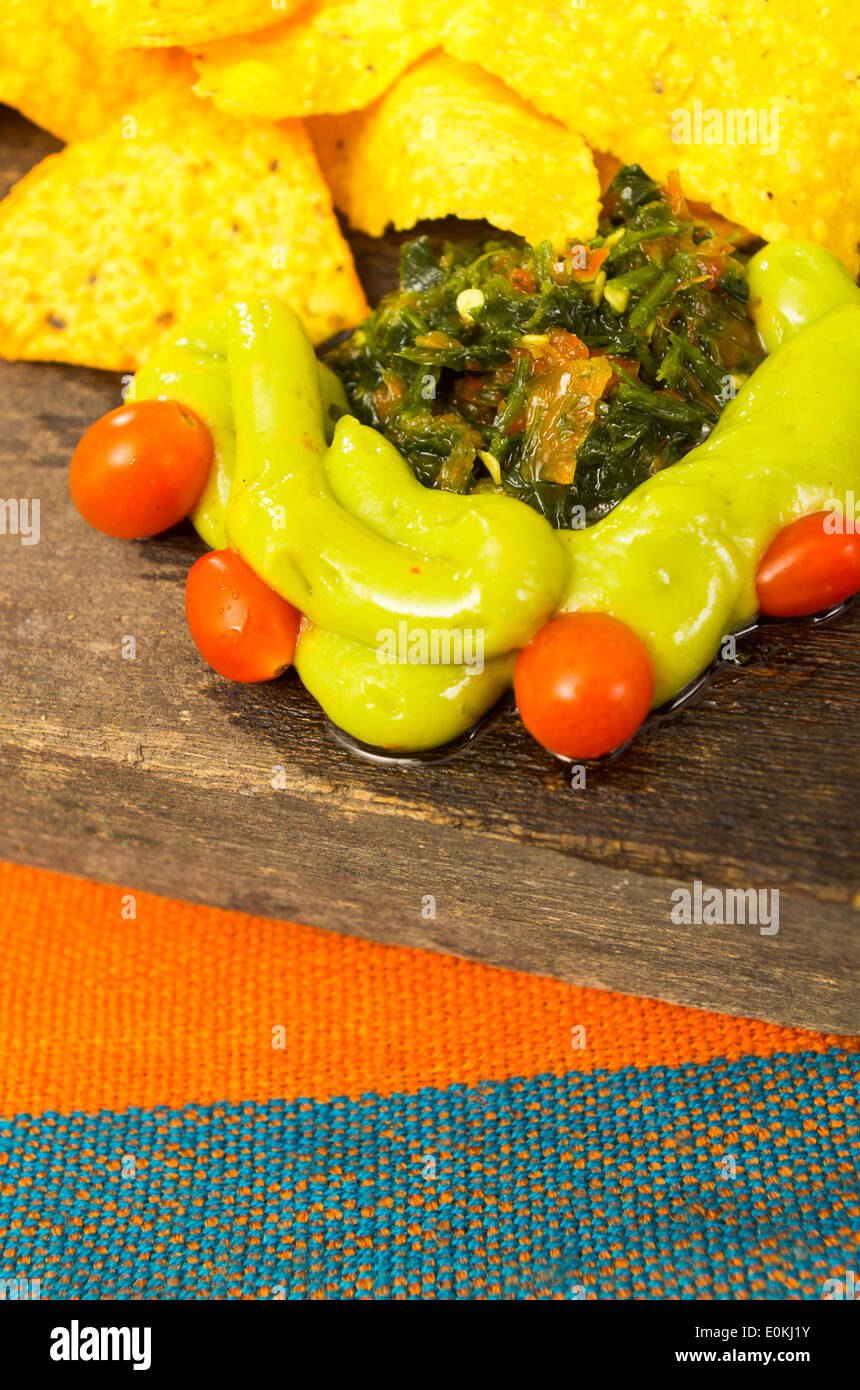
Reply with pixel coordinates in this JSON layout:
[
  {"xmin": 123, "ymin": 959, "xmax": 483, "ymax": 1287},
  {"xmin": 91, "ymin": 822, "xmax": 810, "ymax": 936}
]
[{"xmin": 0, "ymin": 109, "xmax": 857, "ymax": 1033}]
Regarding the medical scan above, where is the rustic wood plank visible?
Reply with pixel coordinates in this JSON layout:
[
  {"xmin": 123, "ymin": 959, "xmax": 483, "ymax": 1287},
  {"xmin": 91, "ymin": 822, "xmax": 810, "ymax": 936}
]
[{"xmin": 0, "ymin": 109, "xmax": 857, "ymax": 1033}]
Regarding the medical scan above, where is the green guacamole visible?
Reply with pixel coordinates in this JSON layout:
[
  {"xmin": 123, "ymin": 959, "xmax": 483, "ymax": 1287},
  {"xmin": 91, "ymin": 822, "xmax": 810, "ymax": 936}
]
[{"xmin": 131, "ymin": 235, "xmax": 860, "ymax": 752}]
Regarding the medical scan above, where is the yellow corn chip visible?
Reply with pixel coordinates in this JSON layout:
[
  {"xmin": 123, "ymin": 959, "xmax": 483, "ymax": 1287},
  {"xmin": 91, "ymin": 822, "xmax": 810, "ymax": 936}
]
[
  {"xmin": 309, "ymin": 54, "xmax": 600, "ymax": 247},
  {"xmin": 81, "ymin": 0, "xmax": 303, "ymax": 48},
  {"xmin": 192, "ymin": 0, "xmax": 443, "ymax": 120},
  {"xmin": 444, "ymin": 0, "xmax": 860, "ymax": 272},
  {"xmin": 0, "ymin": 0, "xmax": 192, "ymax": 142},
  {"xmin": 0, "ymin": 91, "xmax": 368, "ymax": 371}
]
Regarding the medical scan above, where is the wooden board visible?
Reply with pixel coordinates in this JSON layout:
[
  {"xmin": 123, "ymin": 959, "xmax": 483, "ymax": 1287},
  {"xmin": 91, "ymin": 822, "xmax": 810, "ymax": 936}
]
[{"xmin": 0, "ymin": 109, "xmax": 858, "ymax": 1034}]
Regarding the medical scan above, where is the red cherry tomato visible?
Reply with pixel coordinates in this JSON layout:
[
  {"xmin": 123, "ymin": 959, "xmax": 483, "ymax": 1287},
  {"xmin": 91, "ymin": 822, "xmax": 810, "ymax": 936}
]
[
  {"xmin": 756, "ymin": 510, "xmax": 860, "ymax": 617},
  {"xmin": 514, "ymin": 612, "xmax": 654, "ymax": 759},
  {"xmin": 70, "ymin": 398, "xmax": 213, "ymax": 539},
  {"xmin": 185, "ymin": 549, "xmax": 301, "ymax": 683}
]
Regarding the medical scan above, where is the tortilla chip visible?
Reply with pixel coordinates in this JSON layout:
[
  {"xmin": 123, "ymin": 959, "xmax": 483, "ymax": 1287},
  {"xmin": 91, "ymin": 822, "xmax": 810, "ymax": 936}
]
[
  {"xmin": 81, "ymin": 0, "xmax": 303, "ymax": 48},
  {"xmin": 309, "ymin": 54, "xmax": 600, "ymax": 246},
  {"xmin": 192, "ymin": 0, "xmax": 442, "ymax": 119},
  {"xmin": 0, "ymin": 91, "xmax": 368, "ymax": 371},
  {"xmin": 0, "ymin": 0, "xmax": 193, "ymax": 141},
  {"xmin": 444, "ymin": 0, "xmax": 860, "ymax": 272}
]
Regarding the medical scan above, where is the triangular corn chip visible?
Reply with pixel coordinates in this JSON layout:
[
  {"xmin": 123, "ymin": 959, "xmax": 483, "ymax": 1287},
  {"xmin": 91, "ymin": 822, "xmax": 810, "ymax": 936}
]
[
  {"xmin": 82, "ymin": 0, "xmax": 304, "ymax": 49},
  {"xmin": 0, "ymin": 0, "xmax": 192, "ymax": 142},
  {"xmin": 192, "ymin": 0, "xmax": 443, "ymax": 120},
  {"xmin": 444, "ymin": 0, "xmax": 860, "ymax": 272},
  {"xmin": 0, "ymin": 91, "xmax": 368, "ymax": 370},
  {"xmin": 310, "ymin": 55, "xmax": 600, "ymax": 247}
]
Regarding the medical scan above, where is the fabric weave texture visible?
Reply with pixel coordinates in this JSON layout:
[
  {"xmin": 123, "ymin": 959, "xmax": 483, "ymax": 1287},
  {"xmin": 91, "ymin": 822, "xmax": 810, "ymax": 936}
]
[{"xmin": 0, "ymin": 861, "xmax": 856, "ymax": 1300}]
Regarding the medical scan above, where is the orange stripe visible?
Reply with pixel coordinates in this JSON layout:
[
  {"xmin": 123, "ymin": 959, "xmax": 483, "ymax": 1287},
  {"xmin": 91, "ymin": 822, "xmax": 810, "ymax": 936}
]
[{"xmin": 0, "ymin": 860, "xmax": 855, "ymax": 1117}]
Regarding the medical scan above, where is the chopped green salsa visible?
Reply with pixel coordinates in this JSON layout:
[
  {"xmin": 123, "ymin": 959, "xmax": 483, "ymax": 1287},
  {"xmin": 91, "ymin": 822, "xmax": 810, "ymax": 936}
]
[{"xmin": 326, "ymin": 164, "xmax": 766, "ymax": 527}]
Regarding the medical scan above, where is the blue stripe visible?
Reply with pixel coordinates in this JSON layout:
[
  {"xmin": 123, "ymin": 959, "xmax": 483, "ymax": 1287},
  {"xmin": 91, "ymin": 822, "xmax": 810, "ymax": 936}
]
[{"xmin": 0, "ymin": 1050, "xmax": 857, "ymax": 1299}]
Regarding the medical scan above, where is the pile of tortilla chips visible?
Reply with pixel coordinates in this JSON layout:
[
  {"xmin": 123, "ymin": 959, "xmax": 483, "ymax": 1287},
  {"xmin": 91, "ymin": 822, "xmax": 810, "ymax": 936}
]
[{"xmin": 0, "ymin": 0, "xmax": 857, "ymax": 371}]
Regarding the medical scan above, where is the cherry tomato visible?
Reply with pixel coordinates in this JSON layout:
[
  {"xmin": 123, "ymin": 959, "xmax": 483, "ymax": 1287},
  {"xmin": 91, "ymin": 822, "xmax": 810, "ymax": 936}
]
[
  {"xmin": 756, "ymin": 511, "xmax": 860, "ymax": 617},
  {"xmin": 514, "ymin": 612, "xmax": 654, "ymax": 759},
  {"xmin": 70, "ymin": 398, "xmax": 213, "ymax": 539},
  {"xmin": 185, "ymin": 549, "xmax": 301, "ymax": 683}
]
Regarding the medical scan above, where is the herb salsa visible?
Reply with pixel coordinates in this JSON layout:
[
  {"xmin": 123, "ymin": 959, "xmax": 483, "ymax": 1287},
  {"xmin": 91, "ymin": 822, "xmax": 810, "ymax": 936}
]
[{"xmin": 327, "ymin": 165, "xmax": 765, "ymax": 527}]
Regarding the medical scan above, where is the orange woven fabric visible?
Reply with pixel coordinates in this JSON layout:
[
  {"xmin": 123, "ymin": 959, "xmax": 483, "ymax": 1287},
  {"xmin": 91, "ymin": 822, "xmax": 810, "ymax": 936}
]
[{"xmin": 1, "ymin": 859, "xmax": 855, "ymax": 1118}]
